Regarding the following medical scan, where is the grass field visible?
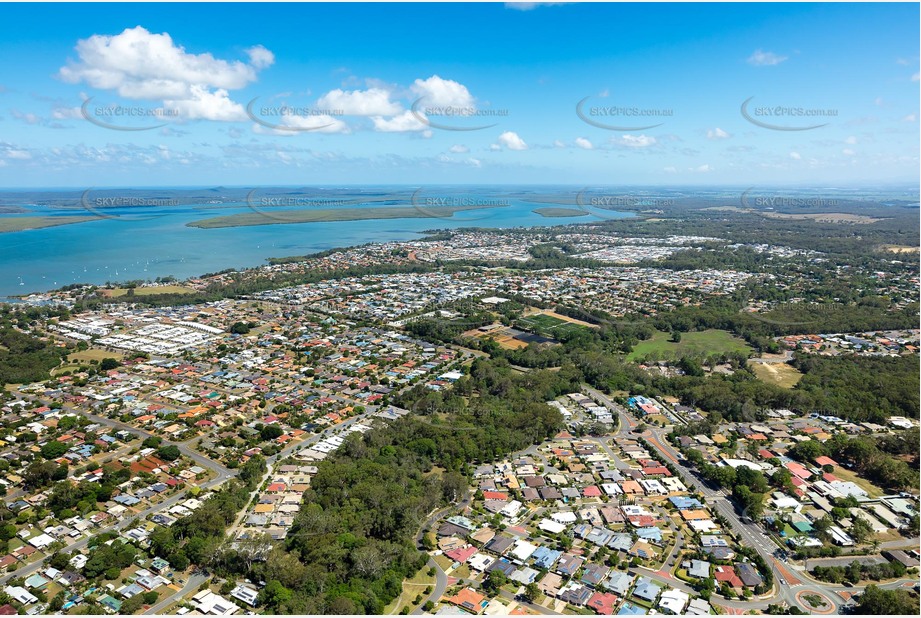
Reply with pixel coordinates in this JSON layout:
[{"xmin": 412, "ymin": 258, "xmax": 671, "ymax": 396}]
[
  {"xmin": 105, "ymin": 285, "xmax": 196, "ymax": 297},
  {"xmin": 518, "ymin": 312, "xmax": 593, "ymax": 338},
  {"xmin": 628, "ymin": 329, "xmax": 752, "ymax": 361},
  {"xmin": 383, "ymin": 567, "xmax": 436, "ymax": 615},
  {"xmin": 67, "ymin": 348, "xmax": 125, "ymax": 363},
  {"xmin": 749, "ymin": 361, "xmax": 803, "ymax": 388}
]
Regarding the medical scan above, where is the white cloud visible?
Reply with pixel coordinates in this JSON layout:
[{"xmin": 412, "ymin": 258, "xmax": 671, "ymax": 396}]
[
  {"xmin": 467, "ymin": 158, "xmax": 482, "ymax": 167},
  {"xmin": 317, "ymin": 87, "xmax": 402, "ymax": 116},
  {"xmin": 844, "ymin": 135, "xmax": 858, "ymax": 145},
  {"xmin": 245, "ymin": 45, "xmax": 275, "ymax": 70},
  {"xmin": 842, "ymin": 148, "xmax": 856, "ymax": 156},
  {"xmin": 372, "ymin": 110, "xmax": 427, "ymax": 132},
  {"xmin": 489, "ymin": 144, "xmax": 501, "ymax": 151},
  {"xmin": 496, "ymin": 131, "xmax": 528, "ymax": 150},
  {"xmin": 52, "ymin": 106, "xmax": 82, "ymax": 120},
  {"xmin": 747, "ymin": 49, "xmax": 788, "ymax": 66},
  {"xmin": 410, "ymin": 75, "xmax": 475, "ymax": 108},
  {"xmin": 613, "ymin": 134, "xmax": 656, "ymax": 148},
  {"xmin": 706, "ymin": 127, "xmax": 730, "ymax": 140},
  {"xmin": 912, "ymin": 72, "xmax": 920, "ymax": 82},
  {"xmin": 693, "ymin": 164, "xmax": 711, "ymax": 172},
  {"xmin": 574, "ymin": 137, "xmax": 593, "ymax": 150},
  {"xmin": 11, "ymin": 110, "xmax": 42, "ymax": 125},
  {"xmin": 165, "ymin": 86, "xmax": 246, "ymax": 121},
  {"xmin": 903, "ymin": 114, "xmax": 917, "ymax": 122},
  {"xmin": 449, "ymin": 144, "xmax": 469, "ymax": 153},
  {"xmin": 789, "ymin": 151, "xmax": 801, "ymax": 160},
  {"xmin": 505, "ymin": 3, "xmax": 566, "ymax": 11},
  {"xmin": 553, "ymin": 139, "xmax": 565, "ymax": 148},
  {"xmin": 59, "ymin": 26, "xmax": 272, "ymax": 99},
  {"xmin": 0, "ymin": 143, "xmax": 32, "ymax": 160}
]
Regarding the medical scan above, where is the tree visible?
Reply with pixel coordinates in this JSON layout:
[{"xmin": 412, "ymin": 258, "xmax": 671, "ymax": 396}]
[
  {"xmin": 482, "ymin": 570, "xmax": 507, "ymax": 596},
  {"xmin": 854, "ymin": 585, "xmax": 919, "ymax": 615},
  {"xmin": 99, "ymin": 358, "xmax": 121, "ymax": 371},
  {"xmin": 258, "ymin": 580, "xmax": 293, "ymax": 608},
  {"xmin": 40, "ymin": 440, "xmax": 69, "ymax": 460},
  {"xmin": 849, "ymin": 516, "xmax": 873, "ymax": 544},
  {"xmin": 523, "ymin": 582, "xmax": 540, "ymax": 603},
  {"xmin": 230, "ymin": 322, "xmax": 251, "ymax": 335},
  {"xmin": 156, "ymin": 445, "xmax": 181, "ymax": 461},
  {"xmin": 260, "ymin": 425, "xmax": 284, "ymax": 441},
  {"xmin": 49, "ymin": 591, "xmax": 66, "ymax": 612}
]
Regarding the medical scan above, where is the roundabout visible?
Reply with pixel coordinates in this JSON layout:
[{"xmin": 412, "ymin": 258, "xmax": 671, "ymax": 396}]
[{"xmin": 795, "ymin": 589, "xmax": 836, "ymax": 614}]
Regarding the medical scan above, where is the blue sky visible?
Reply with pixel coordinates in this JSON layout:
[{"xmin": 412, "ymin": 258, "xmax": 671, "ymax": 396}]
[{"xmin": 0, "ymin": 1, "xmax": 918, "ymax": 187}]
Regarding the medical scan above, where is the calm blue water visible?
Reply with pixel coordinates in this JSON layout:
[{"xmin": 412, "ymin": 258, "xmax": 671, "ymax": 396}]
[{"xmin": 0, "ymin": 199, "xmax": 632, "ymax": 297}]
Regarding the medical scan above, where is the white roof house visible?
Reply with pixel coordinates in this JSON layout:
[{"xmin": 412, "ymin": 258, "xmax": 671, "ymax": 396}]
[
  {"xmin": 230, "ymin": 584, "xmax": 259, "ymax": 607},
  {"xmin": 658, "ymin": 589, "xmax": 690, "ymax": 615}
]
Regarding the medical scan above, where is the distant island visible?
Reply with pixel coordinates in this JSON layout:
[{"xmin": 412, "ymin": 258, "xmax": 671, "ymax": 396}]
[
  {"xmin": 533, "ymin": 207, "xmax": 589, "ymax": 218},
  {"xmin": 187, "ymin": 204, "xmax": 505, "ymax": 228}
]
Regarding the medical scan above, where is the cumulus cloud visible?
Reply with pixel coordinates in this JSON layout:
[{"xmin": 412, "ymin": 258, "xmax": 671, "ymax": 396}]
[
  {"xmin": 410, "ymin": 75, "xmax": 475, "ymax": 108},
  {"xmin": 496, "ymin": 131, "xmax": 528, "ymax": 150},
  {"xmin": 317, "ymin": 87, "xmax": 402, "ymax": 116},
  {"xmin": 842, "ymin": 148, "xmax": 856, "ymax": 156},
  {"xmin": 58, "ymin": 26, "xmax": 273, "ymax": 123},
  {"xmin": 789, "ymin": 151, "xmax": 801, "ymax": 160},
  {"xmin": 245, "ymin": 45, "xmax": 275, "ymax": 70},
  {"xmin": 371, "ymin": 110, "xmax": 428, "ymax": 132},
  {"xmin": 164, "ymin": 86, "xmax": 247, "ymax": 121},
  {"xmin": 747, "ymin": 49, "xmax": 788, "ymax": 66},
  {"xmin": 612, "ymin": 134, "xmax": 656, "ymax": 148},
  {"xmin": 844, "ymin": 135, "xmax": 858, "ymax": 145},
  {"xmin": 59, "ymin": 27, "xmax": 272, "ymax": 99},
  {"xmin": 574, "ymin": 137, "xmax": 593, "ymax": 149},
  {"xmin": 693, "ymin": 164, "xmax": 711, "ymax": 172},
  {"xmin": 1, "ymin": 142, "xmax": 33, "ymax": 160},
  {"xmin": 449, "ymin": 144, "xmax": 469, "ymax": 153},
  {"xmin": 706, "ymin": 127, "xmax": 730, "ymax": 140}
]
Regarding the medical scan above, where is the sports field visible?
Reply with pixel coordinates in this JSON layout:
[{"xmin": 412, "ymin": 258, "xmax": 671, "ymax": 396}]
[
  {"xmin": 628, "ymin": 329, "xmax": 752, "ymax": 361},
  {"xmin": 517, "ymin": 312, "xmax": 594, "ymax": 338}
]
